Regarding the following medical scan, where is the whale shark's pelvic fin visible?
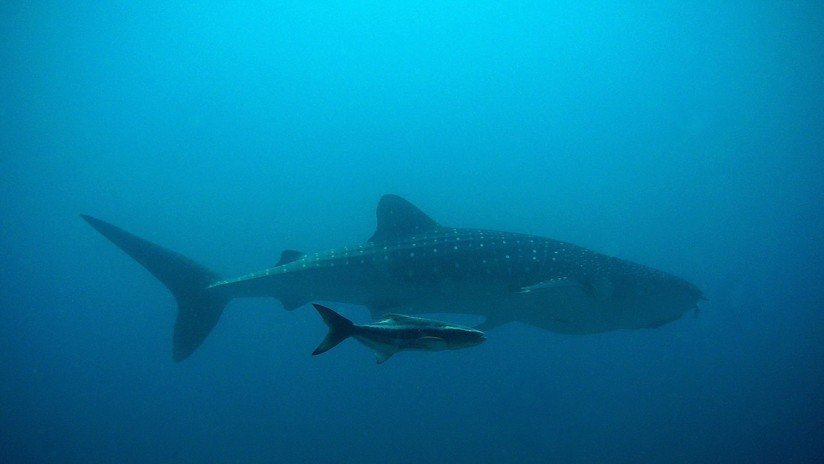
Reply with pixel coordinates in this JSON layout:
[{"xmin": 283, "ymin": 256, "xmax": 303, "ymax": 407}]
[{"xmin": 81, "ymin": 215, "xmax": 228, "ymax": 362}]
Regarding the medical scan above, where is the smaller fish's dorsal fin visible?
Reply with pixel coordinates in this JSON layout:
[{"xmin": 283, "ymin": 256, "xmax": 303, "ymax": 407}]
[
  {"xmin": 381, "ymin": 314, "xmax": 447, "ymax": 327},
  {"xmin": 381, "ymin": 313, "xmax": 420, "ymax": 322},
  {"xmin": 368, "ymin": 194, "xmax": 440, "ymax": 243},
  {"xmin": 276, "ymin": 249, "xmax": 305, "ymax": 266}
]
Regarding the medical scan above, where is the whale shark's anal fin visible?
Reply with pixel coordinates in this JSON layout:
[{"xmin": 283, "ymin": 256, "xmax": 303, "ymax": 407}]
[{"xmin": 81, "ymin": 215, "xmax": 228, "ymax": 362}]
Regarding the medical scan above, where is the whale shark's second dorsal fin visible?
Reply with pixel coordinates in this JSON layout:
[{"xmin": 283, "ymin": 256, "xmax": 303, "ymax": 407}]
[{"xmin": 368, "ymin": 194, "xmax": 440, "ymax": 243}]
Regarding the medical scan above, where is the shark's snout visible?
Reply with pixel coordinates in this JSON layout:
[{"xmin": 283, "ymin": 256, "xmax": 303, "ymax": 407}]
[
  {"xmin": 441, "ymin": 327, "xmax": 487, "ymax": 349},
  {"xmin": 467, "ymin": 330, "xmax": 487, "ymax": 346}
]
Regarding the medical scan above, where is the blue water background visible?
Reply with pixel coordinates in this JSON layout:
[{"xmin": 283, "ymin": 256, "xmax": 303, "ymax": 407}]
[{"xmin": 1, "ymin": 2, "xmax": 822, "ymax": 462}]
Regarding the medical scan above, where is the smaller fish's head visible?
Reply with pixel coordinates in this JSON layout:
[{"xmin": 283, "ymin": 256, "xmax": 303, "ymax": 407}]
[{"xmin": 444, "ymin": 327, "xmax": 487, "ymax": 349}]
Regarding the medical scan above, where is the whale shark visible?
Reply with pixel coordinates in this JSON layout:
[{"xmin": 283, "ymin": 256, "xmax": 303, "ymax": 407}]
[
  {"xmin": 311, "ymin": 303, "xmax": 486, "ymax": 364},
  {"xmin": 81, "ymin": 194, "xmax": 702, "ymax": 361}
]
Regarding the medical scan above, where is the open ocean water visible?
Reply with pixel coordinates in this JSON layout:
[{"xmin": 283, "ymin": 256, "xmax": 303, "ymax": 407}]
[{"xmin": 1, "ymin": 2, "xmax": 822, "ymax": 463}]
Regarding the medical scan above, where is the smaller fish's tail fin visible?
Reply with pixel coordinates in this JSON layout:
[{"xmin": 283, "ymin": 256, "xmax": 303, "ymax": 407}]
[
  {"xmin": 311, "ymin": 303, "xmax": 355, "ymax": 355},
  {"xmin": 81, "ymin": 214, "xmax": 228, "ymax": 362}
]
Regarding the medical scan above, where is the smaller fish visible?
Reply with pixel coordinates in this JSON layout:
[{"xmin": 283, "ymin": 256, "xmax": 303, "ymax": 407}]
[{"xmin": 311, "ymin": 304, "xmax": 486, "ymax": 364}]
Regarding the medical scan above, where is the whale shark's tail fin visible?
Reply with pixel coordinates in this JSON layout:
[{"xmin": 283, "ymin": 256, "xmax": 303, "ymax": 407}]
[
  {"xmin": 311, "ymin": 304, "xmax": 355, "ymax": 355},
  {"xmin": 81, "ymin": 215, "xmax": 228, "ymax": 362}
]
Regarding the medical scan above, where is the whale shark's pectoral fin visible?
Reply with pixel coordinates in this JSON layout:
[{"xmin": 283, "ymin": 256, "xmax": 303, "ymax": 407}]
[
  {"xmin": 375, "ymin": 347, "xmax": 397, "ymax": 364},
  {"xmin": 475, "ymin": 314, "xmax": 513, "ymax": 331},
  {"xmin": 278, "ymin": 295, "xmax": 305, "ymax": 311},
  {"xmin": 517, "ymin": 277, "xmax": 584, "ymax": 294}
]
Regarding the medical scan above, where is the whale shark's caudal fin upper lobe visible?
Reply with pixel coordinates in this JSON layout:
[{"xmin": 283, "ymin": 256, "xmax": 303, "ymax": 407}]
[{"xmin": 81, "ymin": 215, "xmax": 228, "ymax": 362}]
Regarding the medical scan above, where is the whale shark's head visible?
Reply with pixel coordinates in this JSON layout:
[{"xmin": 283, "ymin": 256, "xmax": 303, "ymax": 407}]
[{"xmin": 612, "ymin": 269, "xmax": 704, "ymax": 329}]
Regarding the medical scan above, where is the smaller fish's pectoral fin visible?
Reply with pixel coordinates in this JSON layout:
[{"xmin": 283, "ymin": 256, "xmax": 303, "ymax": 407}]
[
  {"xmin": 375, "ymin": 348, "xmax": 397, "ymax": 364},
  {"xmin": 517, "ymin": 277, "xmax": 584, "ymax": 294},
  {"xmin": 416, "ymin": 336, "xmax": 448, "ymax": 350}
]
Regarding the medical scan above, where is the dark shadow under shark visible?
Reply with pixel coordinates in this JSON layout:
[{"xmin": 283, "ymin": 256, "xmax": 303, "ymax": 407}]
[{"xmin": 82, "ymin": 194, "xmax": 703, "ymax": 361}]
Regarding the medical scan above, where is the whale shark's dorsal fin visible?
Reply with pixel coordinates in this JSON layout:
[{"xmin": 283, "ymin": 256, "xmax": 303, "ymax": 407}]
[
  {"xmin": 276, "ymin": 249, "xmax": 305, "ymax": 266},
  {"xmin": 368, "ymin": 194, "xmax": 439, "ymax": 243}
]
